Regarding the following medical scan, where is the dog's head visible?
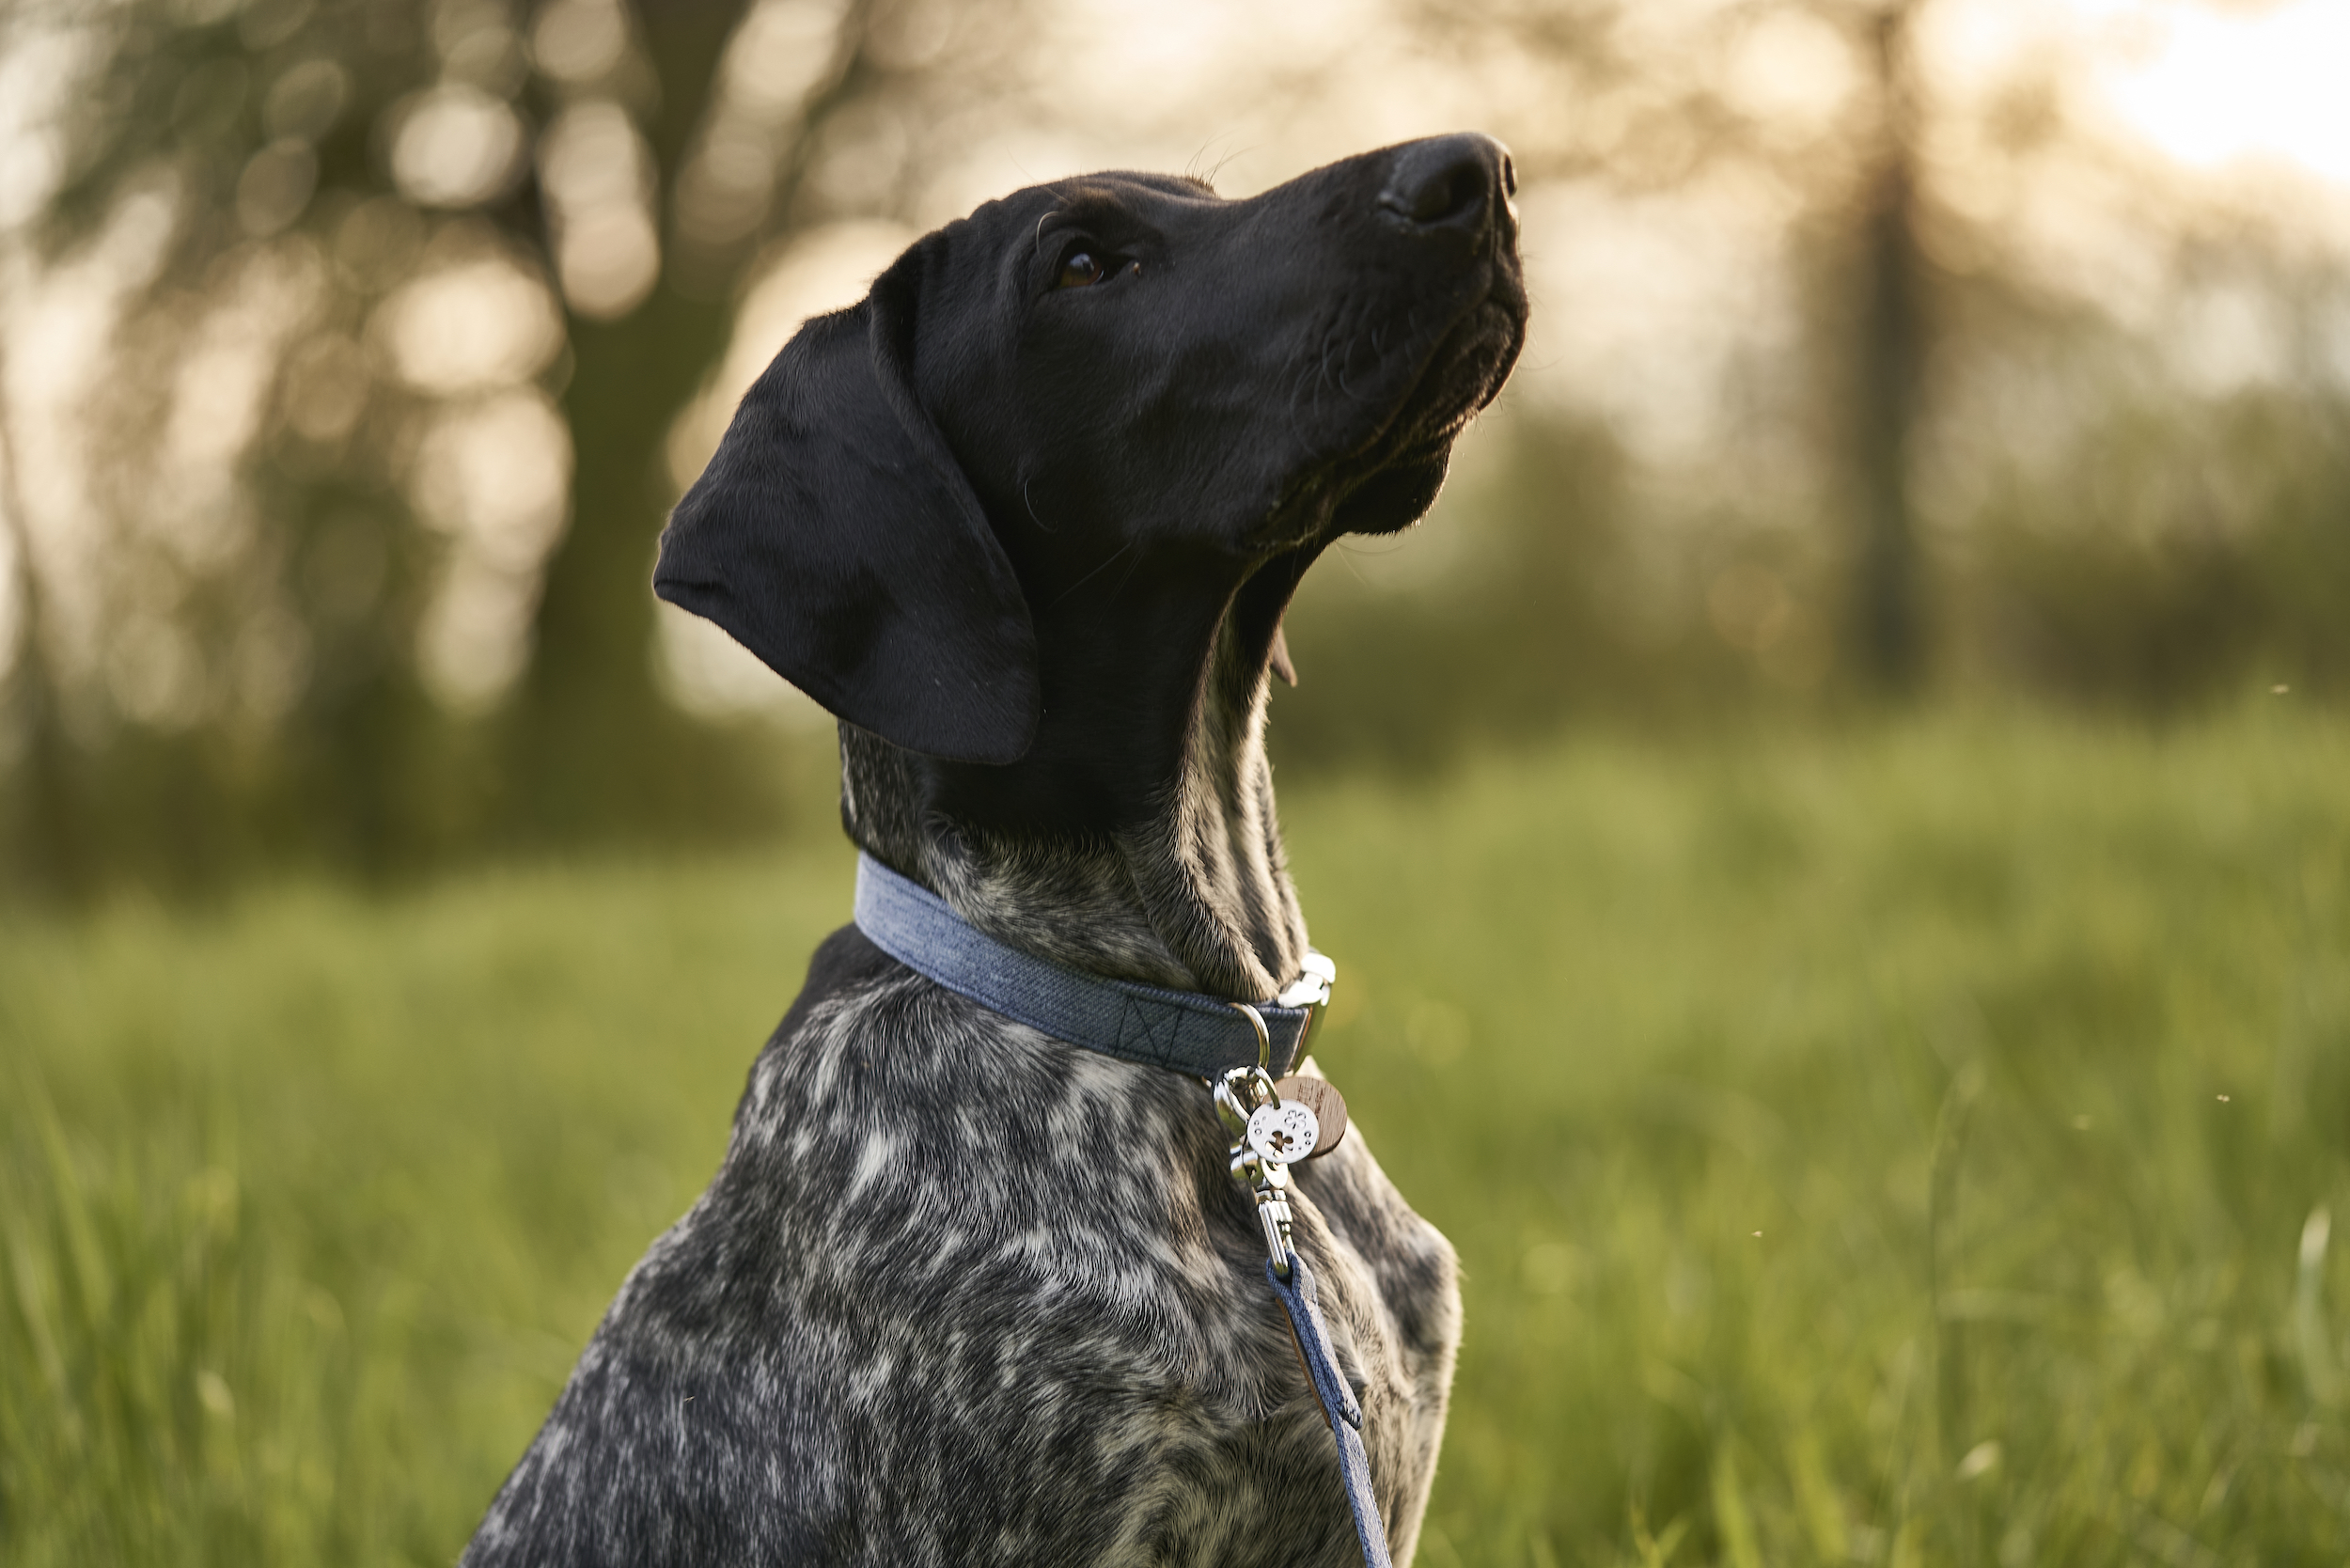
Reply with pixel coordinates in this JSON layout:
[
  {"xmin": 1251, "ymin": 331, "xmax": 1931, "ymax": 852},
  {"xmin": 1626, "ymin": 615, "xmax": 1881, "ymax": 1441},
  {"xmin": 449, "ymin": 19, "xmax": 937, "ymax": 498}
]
[{"xmin": 656, "ymin": 133, "xmax": 1527, "ymax": 776}]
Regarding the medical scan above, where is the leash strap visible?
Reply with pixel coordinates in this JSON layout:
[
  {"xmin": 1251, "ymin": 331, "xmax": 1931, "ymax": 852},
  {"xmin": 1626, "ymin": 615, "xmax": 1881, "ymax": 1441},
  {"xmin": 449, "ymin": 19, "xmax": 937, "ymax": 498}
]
[
  {"xmin": 854, "ymin": 851, "xmax": 1320, "ymax": 1078},
  {"xmin": 1267, "ymin": 1250, "xmax": 1395, "ymax": 1568}
]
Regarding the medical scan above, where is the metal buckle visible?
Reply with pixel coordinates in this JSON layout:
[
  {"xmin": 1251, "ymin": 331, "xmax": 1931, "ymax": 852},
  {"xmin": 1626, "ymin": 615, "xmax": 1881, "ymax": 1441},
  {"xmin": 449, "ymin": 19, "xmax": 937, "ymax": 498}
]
[{"xmin": 1274, "ymin": 951, "xmax": 1336, "ymax": 1062}]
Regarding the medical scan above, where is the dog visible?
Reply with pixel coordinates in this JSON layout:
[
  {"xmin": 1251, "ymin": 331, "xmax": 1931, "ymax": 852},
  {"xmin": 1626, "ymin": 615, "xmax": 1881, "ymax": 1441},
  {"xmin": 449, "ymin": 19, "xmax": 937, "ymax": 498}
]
[{"xmin": 462, "ymin": 133, "xmax": 1526, "ymax": 1566}]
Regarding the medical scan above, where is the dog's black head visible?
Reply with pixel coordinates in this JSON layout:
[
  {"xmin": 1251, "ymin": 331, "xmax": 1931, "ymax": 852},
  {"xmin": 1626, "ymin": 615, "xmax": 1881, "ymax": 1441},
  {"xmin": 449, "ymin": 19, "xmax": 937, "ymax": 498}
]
[{"xmin": 657, "ymin": 133, "xmax": 1525, "ymax": 820}]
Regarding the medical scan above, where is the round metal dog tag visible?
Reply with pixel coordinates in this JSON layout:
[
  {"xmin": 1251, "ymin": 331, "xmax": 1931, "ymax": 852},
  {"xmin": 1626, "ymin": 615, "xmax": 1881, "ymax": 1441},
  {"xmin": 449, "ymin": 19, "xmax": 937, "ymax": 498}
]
[{"xmin": 1246, "ymin": 1100, "xmax": 1321, "ymax": 1165}]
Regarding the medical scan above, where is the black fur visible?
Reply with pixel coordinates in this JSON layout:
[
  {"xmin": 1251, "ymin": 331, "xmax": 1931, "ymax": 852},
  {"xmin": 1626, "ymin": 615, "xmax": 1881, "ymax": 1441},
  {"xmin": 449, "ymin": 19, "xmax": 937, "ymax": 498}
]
[{"xmin": 466, "ymin": 133, "xmax": 1526, "ymax": 1566}]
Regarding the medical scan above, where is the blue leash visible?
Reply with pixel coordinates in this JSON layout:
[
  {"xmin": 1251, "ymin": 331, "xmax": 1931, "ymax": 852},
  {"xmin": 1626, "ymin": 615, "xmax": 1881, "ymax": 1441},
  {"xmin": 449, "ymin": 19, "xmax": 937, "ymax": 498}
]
[
  {"xmin": 1268, "ymin": 1250, "xmax": 1396, "ymax": 1568},
  {"xmin": 853, "ymin": 852, "xmax": 1391, "ymax": 1565}
]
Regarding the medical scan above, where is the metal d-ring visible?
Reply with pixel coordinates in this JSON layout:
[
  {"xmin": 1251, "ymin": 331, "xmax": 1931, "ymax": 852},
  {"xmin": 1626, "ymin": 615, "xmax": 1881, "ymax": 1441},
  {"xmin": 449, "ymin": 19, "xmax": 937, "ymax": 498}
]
[{"xmin": 1230, "ymin": 1001, "xmax": 1272, "ymax": 1074}]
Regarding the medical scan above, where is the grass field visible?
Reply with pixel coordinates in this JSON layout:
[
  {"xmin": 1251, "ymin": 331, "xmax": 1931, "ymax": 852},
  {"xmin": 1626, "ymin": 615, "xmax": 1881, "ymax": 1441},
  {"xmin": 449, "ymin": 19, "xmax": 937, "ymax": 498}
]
[{"xmin": 5, "ymin": 707, "xmax": 2347, "ymax": 1566}]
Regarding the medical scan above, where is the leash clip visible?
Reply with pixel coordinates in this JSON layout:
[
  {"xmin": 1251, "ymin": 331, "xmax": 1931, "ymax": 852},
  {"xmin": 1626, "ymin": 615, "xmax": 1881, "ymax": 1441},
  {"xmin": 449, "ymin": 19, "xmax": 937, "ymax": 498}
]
[
  {"xmin": 1212, "ymin": 959, "xmax": 1337, "ymax": 1285},
  {"xmin": 1214, "ymin": 1059, "xmax": 1296, "ymax": 1279}
]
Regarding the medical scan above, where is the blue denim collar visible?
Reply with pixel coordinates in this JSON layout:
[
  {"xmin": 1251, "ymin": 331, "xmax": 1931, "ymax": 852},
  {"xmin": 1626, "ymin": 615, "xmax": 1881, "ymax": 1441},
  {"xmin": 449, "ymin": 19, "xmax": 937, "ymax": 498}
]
[{"xmin": 853, "ymin": 851, "xmax": 1325, "ymax": 1079}]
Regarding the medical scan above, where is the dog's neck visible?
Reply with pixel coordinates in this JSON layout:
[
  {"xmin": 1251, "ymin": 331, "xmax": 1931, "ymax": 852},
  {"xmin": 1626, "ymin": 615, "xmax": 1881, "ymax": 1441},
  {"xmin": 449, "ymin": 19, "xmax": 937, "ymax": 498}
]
[{"xmin": 838, "ymin": 573, "xmax": 1310, "ymax": 1001}]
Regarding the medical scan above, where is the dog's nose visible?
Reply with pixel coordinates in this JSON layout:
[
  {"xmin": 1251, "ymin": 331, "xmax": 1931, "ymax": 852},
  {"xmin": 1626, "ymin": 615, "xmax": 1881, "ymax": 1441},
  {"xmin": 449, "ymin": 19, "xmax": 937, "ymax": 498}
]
[{"xmin": 1377, "ymin": 133, "xmax": 1515, "ymax": 230}]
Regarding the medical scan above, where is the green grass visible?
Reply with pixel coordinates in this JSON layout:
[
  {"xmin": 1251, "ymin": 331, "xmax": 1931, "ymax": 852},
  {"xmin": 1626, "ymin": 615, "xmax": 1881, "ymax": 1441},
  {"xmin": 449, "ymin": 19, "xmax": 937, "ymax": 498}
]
[{"xmin": 5, "ymin": 706, "xmax": 2348, "ymax": 1565}]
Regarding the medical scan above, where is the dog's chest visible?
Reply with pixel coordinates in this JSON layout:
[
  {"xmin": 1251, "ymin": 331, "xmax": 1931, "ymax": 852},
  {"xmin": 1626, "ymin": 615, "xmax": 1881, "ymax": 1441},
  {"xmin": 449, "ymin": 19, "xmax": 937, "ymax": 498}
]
[{"xmin": 467, "ymin": 932, "xmax": 1459, "ymax": 1567}]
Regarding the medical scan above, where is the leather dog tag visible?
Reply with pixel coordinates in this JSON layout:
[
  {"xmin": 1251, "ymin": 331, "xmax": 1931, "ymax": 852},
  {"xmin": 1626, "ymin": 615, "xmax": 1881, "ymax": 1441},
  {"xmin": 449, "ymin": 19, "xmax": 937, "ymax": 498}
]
[{"xmin": 1274, "ymin": 1075, "xmax": 1348, "ymax": 1159}]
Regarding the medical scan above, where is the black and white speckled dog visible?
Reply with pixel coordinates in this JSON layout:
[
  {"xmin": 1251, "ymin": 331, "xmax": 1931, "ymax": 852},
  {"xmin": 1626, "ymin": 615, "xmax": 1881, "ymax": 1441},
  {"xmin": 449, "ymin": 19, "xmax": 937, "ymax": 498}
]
[{"xmin": 463, "ymin": 133, "xmax": 1527, "ymax": 1566}]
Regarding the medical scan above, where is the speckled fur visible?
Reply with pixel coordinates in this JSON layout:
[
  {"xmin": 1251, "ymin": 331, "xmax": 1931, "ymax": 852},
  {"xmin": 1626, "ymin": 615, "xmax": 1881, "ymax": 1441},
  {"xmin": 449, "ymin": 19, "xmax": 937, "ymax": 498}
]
[{"xmin": 465, "ymin": 135, "xmax": 1527, "ymax": 1566}]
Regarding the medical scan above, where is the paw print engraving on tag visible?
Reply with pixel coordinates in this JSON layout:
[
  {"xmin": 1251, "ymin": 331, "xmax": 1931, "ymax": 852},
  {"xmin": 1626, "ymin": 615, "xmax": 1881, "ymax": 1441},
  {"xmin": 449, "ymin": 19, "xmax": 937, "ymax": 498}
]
[{"xmin": 1246, "ymin": 1100, "xmax": 1321, "ymax": 1165}]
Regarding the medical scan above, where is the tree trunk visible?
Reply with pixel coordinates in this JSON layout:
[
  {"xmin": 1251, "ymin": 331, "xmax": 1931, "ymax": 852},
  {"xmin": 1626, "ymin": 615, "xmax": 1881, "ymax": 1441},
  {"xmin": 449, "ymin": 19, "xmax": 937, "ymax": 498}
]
[
  {"xmin": 505, "ymin": 0, "xmax": 753, "ymax": 843},
  {"xmin": 508, "ymin": 291, "xmax": 740, "ymax": 840},
  {"xmin": 0, "ymin": 373, "xmax": 92, "ymax": 902},
  {"xmin": 0, "ymin": 594, "xmax": 87, "ymax": 902},
  {"xmin": 1849, "ymin": 1, "xmax": 1929, "ymax": 693}
]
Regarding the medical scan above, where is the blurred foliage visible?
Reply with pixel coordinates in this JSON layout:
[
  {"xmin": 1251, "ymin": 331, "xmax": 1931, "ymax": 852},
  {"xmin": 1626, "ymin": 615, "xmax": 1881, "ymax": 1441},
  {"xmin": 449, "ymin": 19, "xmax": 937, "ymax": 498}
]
[
  {"xmin": 3, "ymin": 0, "xmax": 2348, "ymax": 907},
  {"xmin": 1277, "ymin": 415, "xmax": 1742, "ymax": 772},
  {"xmin": 1951, "ymin": 386, "xmax": 2350, "ymax": 708},
  {"xmin": 0, "ymin": 0, "xmax": 1027, "ymax": 902},
  {"xmin": 1376, "ymin": 0, "xmax": 2350, "ymax": 719},
  {"xmin": 1277, "ymin": 368, "xmax": 2350, "ymax": 776},
  {"xmin": 5, "ymin": 711, "xmax": 2346, "ymax": 1561}
]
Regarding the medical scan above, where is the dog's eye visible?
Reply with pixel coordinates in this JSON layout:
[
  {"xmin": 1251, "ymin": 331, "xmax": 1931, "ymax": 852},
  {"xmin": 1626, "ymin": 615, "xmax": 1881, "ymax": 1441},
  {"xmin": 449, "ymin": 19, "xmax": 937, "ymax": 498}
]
[{"xmin": 1055, "ymin": 250, "xmax": 1113, "ymax": 290}]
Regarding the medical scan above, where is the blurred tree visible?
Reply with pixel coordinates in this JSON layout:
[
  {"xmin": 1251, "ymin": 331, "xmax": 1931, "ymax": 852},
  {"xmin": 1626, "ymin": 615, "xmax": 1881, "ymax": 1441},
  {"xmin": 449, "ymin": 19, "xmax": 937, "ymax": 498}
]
[
  {"xmin": 0, "ymin": 0, "xmax": 1027, "ymax": 897},
  {"xmin": 1302, "ymin": 0, "xmax": 2350, "ymax": 756},
  {"xmin": 1400, "ymin": 0, "xmax": 2161, "ymax": 699},
  {"xmin": 1844, "ymin": 0, "xmax": 1928, "ymax": 693},
  {"xmin": 1405, "ymin": 0, "xmax": 1951, "ymax": 693},
  {"xmin": 506, "ymin": 0, "xmax": 883, "ymax": 843},
  {"xmin": 0, "ymin": 385, "xmax": 82, "ymax": 892}
]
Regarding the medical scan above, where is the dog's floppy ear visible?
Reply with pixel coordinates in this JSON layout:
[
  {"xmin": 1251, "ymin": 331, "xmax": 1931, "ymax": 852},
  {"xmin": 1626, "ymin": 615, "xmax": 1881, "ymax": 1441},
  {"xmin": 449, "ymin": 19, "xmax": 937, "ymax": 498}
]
[{"xmin": 652, "ymin": 259, "xmax": 1040, "ymax": 764}]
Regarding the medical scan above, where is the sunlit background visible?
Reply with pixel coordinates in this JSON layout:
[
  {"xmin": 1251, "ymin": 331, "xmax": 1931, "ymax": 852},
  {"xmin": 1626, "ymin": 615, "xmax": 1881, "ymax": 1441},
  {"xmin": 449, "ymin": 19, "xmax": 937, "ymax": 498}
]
[
  {"xmin": 3, "ymin": 1, "xmax": 2348, "ymax": 1563},
  {"xmin": 1, "ymin": 0, "xmax": 2346, "ymax": 886}
]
